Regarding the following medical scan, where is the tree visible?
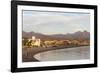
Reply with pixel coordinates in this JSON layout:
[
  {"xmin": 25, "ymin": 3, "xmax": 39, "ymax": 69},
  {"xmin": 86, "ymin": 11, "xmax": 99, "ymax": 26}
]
[{"xmin": 22, "ymin": 38, "xmax": 28, "ymax": 47}]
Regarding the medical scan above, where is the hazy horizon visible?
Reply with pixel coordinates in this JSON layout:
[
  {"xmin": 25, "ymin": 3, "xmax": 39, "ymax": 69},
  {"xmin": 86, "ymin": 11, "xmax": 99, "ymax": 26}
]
[
  {"xmin": 23, "ymin": 30, "xmax": 90, "ymax": 36},
  {"xmin": 22, "ymin": 10, "xmax": 90, "ymax": 35}
]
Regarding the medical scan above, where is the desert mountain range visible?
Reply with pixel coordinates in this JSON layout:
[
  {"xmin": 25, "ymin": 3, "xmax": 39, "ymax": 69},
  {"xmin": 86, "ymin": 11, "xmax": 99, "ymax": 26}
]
[{"xmin": 22, "ymin": 31, "xmax": 90, "ymax": 40}]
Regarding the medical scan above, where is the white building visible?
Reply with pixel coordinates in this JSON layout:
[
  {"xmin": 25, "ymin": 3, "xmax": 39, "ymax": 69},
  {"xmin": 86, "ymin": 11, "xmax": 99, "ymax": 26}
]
[
  {"xmin": 31, "ymin": 36, "xmax": 41, "ymax": 47},
  {"xmin": 32, "ymin": 36, "xmax": 35, "ymax": 40}
]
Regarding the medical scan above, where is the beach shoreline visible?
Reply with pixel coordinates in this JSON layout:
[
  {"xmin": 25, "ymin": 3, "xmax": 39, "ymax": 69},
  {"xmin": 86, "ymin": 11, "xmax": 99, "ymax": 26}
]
[{"xmin": 22, "ymin": 45, "xmax": 89, "ymax": 62}]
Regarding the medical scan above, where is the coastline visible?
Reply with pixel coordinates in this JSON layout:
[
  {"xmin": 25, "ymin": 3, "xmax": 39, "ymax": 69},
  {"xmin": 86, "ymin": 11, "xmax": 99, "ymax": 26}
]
[{"xmin": 22, "ymin": 45, "xmax": 89, "ymax": 62}]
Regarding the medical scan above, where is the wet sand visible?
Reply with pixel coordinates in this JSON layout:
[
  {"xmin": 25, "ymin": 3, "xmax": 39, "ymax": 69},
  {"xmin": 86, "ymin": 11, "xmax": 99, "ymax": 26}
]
[{"xmin": 22, "ymin": 45, "xmax": 87, "ymax": 62}]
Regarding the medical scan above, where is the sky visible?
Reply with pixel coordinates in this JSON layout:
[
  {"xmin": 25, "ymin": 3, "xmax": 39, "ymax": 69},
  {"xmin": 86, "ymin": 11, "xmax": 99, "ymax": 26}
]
[{"xmin": 22, "ymin": 10, "xmax": 90, "ymax": 35}]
